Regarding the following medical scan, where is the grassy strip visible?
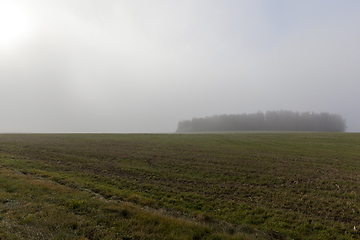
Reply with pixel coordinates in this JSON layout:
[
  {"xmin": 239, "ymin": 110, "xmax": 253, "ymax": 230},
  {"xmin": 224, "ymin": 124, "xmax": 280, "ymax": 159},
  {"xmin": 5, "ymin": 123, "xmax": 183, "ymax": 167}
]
[
  {"xmin": 1, "ymin": 133, "xmax": 360, "ymax": 239},
  {"xmin": 0, "ymin": 160, "xmax": 258, "ymax": 239}
]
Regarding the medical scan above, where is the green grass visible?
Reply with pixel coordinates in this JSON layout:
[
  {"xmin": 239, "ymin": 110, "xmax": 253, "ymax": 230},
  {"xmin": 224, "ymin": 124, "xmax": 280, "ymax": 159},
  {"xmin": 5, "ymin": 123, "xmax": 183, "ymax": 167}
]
[{"xmin": 0, "ymin": 132, "xmax": 360, "ymax": 239}]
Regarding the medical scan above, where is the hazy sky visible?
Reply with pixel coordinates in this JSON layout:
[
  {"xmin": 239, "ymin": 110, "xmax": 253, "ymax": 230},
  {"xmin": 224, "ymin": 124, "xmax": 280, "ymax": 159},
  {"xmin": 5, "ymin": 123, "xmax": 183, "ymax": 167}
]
[{"xmin": 1, "ymin": 0, "xmax": 360, "ymax": 132}]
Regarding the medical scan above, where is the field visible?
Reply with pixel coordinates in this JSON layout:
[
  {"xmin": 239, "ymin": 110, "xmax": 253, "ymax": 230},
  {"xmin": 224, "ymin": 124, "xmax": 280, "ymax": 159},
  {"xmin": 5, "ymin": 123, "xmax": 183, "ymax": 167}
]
[{"xmin": 0, "ymin": 133, "xmax": 360, "ymax": 239}]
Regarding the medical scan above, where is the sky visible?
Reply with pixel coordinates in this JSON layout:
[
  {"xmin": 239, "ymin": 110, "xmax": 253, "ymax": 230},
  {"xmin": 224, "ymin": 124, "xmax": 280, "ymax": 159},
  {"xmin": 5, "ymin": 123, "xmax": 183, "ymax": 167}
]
[{"xmin": 1, "ymin": 0, "xmax": 360, "ymax": 133}]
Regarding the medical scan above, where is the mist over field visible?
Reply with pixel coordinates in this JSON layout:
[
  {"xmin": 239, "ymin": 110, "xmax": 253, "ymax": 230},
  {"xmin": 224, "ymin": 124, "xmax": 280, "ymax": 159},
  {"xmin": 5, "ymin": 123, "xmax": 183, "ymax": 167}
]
[{"xmin": 1, "ymin": 0, "xmax": 360, "ymax": 133}]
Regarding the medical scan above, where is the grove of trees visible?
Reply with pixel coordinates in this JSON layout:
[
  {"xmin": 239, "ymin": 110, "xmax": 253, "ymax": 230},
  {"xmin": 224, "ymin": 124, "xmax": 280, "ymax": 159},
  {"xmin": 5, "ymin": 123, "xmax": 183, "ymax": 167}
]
[{"xmin": 176, "ymin": 110, "xmax": 346, "ymax": 133}]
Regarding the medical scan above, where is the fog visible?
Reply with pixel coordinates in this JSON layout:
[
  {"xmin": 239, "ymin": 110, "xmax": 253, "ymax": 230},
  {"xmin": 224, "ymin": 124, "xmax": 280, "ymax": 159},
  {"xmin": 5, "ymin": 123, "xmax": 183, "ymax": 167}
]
[{"xmin": 1, "ymin": 0, "xmax": 360, "ymax": 133}]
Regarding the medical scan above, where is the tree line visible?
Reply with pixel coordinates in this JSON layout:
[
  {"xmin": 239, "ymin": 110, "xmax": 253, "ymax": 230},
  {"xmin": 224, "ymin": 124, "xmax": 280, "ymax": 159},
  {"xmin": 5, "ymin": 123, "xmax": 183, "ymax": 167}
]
[{"xmin": 176, "ymin": 110, "xmax": 346, "ymax": 133}]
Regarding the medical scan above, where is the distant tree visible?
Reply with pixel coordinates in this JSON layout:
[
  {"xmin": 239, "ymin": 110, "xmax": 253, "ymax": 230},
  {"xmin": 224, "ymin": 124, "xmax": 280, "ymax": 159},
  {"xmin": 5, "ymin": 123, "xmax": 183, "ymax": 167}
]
[
  {"xmin": 176, "ymin": 120, "xmax": 191, "ymax": 132},
  {"xmin": 176, "ymin": 110, "xmax": 346, "ymax": 133}
]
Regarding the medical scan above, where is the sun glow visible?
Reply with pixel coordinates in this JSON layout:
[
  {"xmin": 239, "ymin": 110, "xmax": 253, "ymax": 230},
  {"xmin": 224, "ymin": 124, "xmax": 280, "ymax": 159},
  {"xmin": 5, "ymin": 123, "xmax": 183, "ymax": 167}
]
[{"xmin": 0, "ymin": 1, "xmax": 31, "ymax": 48}]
